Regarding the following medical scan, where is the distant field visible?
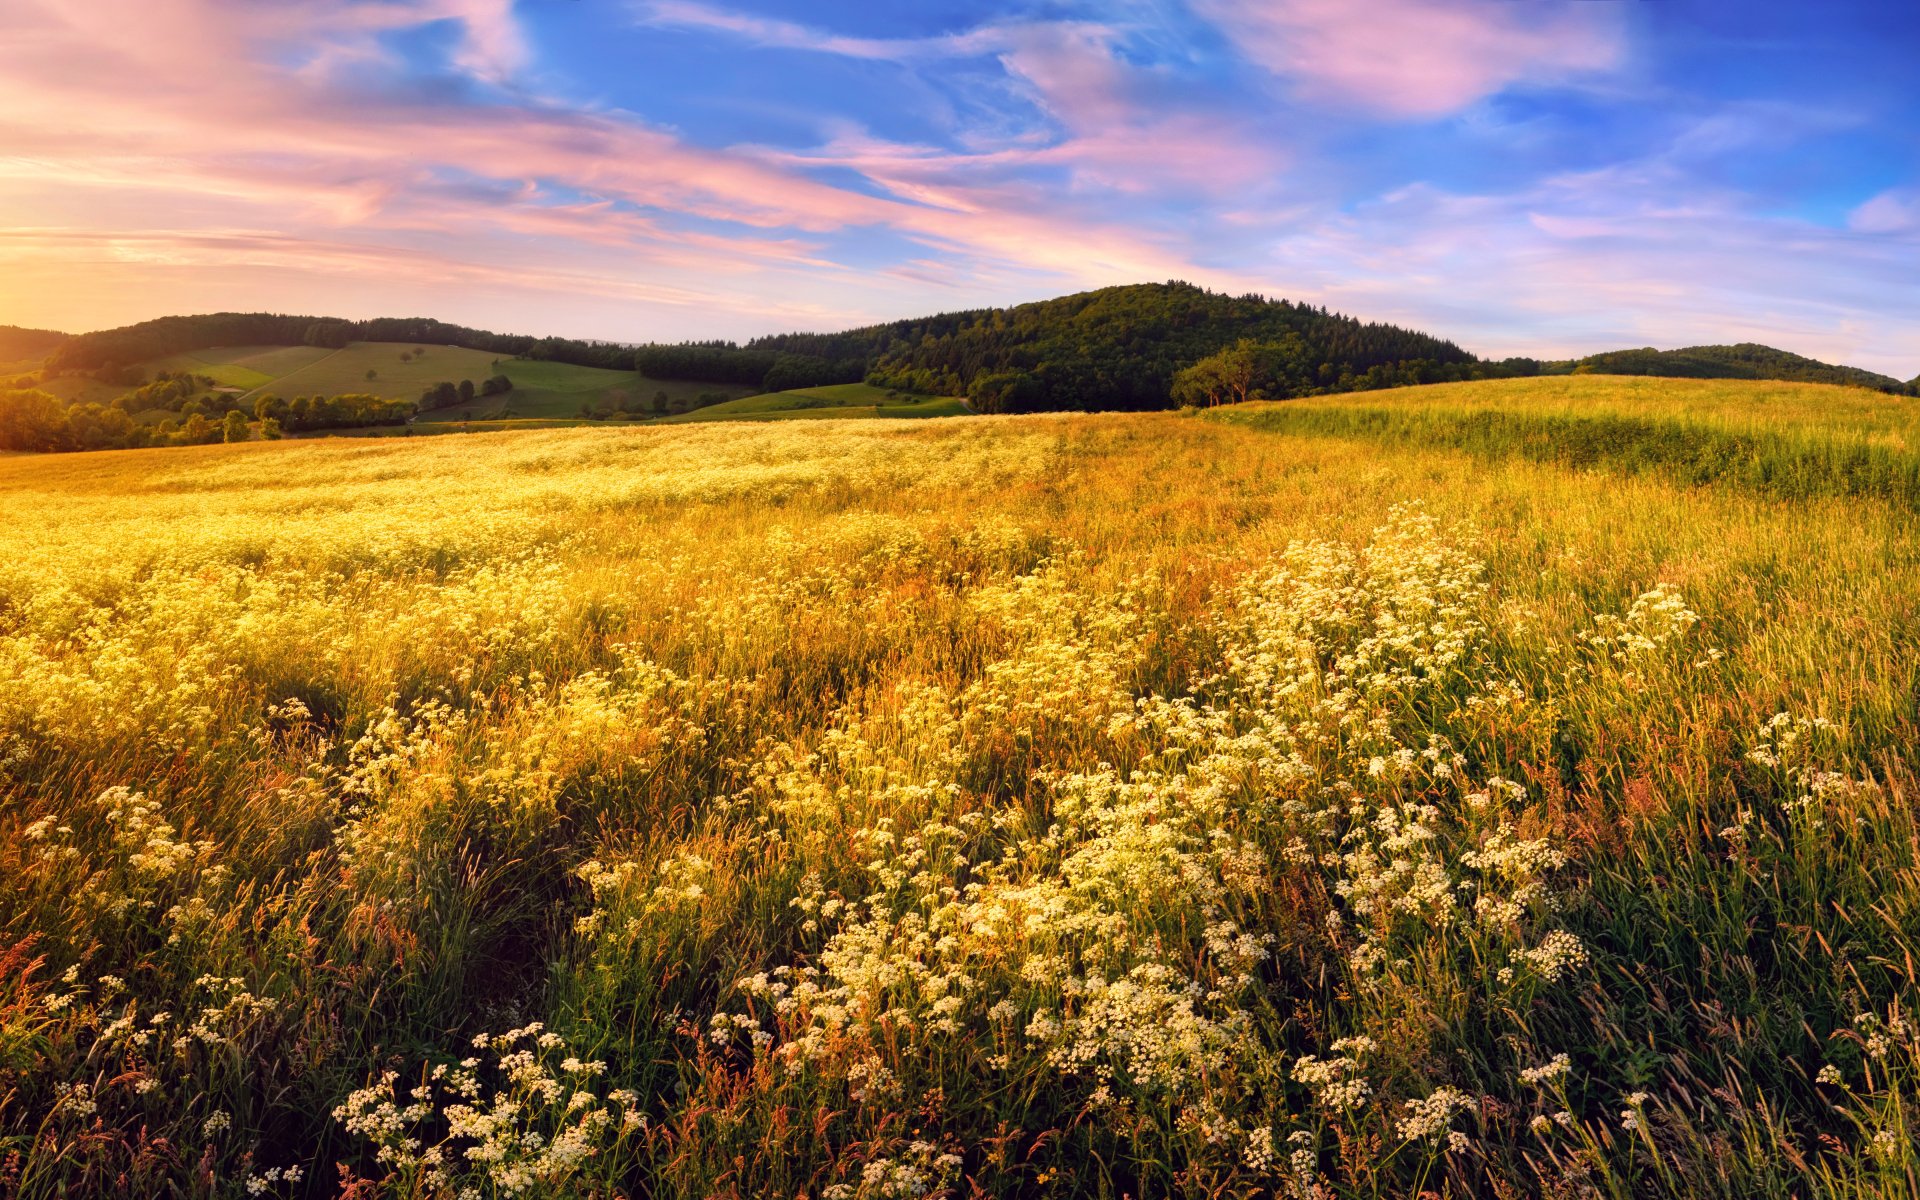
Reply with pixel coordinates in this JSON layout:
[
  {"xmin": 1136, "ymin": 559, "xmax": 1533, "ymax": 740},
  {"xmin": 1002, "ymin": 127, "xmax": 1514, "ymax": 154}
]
[
  {"xmin": 78, "ymin": 341, "xmax": 753, "ymax": 420},
  {"xmin": 663, "ymin": 381, "xmax": 968, "ymax": 423},
  {"xmin": 149, "ymin": 344, "xmax": 335, "ymax": 390},
  {"xmin": 33, "ymin": 373, "xmax": 124, "ymax": 406},
  {"xmin": 246, "ymin": 341, "xmax": 502, "ymax": 402},
  {"xmin": 439, "ymin": 365, "xmax": 755, "ymax": 421}
]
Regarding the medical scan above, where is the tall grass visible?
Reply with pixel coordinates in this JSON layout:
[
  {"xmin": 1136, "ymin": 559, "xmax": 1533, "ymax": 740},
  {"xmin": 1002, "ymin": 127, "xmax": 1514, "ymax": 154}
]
[
  {"xmin": 0, "ymin": 383, "xmax": 1917, "ymax": 1198},
  {"xmin": 1217, "ymin": 376, "xmax": 1920, "ymax": 508}
]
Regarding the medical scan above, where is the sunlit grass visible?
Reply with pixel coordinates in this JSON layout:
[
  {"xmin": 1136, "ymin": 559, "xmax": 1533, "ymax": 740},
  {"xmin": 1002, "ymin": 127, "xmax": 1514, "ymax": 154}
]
[{"xmin": 1, "ymin": 379, "xmax": 1917, "ymax": 1198}]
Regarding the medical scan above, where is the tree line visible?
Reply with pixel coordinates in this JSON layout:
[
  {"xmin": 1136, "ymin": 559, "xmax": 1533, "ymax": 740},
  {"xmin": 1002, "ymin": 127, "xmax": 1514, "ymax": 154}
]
[{"xmin": 0, "ymin": 386, "xmax": 422, "ymax": 452}]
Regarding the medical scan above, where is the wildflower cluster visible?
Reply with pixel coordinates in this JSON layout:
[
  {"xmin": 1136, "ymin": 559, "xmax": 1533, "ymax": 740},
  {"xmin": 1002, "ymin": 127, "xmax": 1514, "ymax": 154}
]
[
  {"xmin": 710, "ymin": 507, "xmax": 1593, "ymax": 1182},
  {"xmin": 333, "ymin": 1024, "xmax": 647, "ymax": 1198}
]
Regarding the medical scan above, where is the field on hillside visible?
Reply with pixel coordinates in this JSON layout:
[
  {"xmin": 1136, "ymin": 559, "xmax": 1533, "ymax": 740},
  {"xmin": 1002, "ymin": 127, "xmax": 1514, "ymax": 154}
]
[
  {"xmin": 462, "ymin": 362, "xmax": 754, "ymax": 422},
  {"xmin": 247, "ymin": 342, "xmax": 504, "ymax": 402},
  {"xmin": 149, "ymin": 345, "xmax": 339, "ymax": 391},
  {"xmin": 29, "ymin": 341, "xmax": 752, "ymax": 420},
  {"xmin": 2, "ymin": 377, "xmax": 1918, "ymax": 1199}
]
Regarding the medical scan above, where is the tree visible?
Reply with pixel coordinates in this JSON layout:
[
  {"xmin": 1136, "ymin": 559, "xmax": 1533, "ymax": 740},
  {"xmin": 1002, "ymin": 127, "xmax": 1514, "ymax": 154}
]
[
  {"xmin": 180, "ymin": 412, "xmax": 214, "ymax": 444},
  {"xmin": 365, "ymin": 368, "xmax": 378, "ymax": 381},
  {"xmin": 1171, "ymin": 337, "xmax": 1311, "ymax": 407},
  {"xmin": 458, "ymin": 379, "xmax": 476, "ymax": 404},
  {"xmin": 0, "ymin": 389, "xmax": 70, "ymax": 451},
  {"xmin": 222, "ymin": 410, "xmax": 250, "ymax": 443},
  {"xmin": 260, "ymin": 417, "xmax": 283, "ymax": 440}
]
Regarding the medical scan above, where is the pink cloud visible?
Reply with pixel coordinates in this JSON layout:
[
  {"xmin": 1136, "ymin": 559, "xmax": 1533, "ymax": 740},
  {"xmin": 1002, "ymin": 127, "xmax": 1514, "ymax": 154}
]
[
  {"xmin": 1195, "ymin": 0, "xmax": 1626, "ymax": 118},
  {"xmin": 0, "ymin": 0, "xmax": 1278, "ymax": 337},
  {"xmin": 1851, "ymin": 189, "xmax": 1920, "ymax": 235}
]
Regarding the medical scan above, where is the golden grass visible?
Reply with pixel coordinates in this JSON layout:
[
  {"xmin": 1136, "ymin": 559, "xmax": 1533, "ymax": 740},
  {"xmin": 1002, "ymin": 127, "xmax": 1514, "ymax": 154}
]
[{"xmin": 1, "ymin": 381, "xmax": 1917, "ymax": 1198}]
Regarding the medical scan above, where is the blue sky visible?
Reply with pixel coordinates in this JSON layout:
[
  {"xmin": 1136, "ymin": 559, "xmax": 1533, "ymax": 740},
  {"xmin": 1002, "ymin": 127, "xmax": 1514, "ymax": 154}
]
[{"xmin": 0, "ymin": 0, "xmax": 1915, "ymax": 375}]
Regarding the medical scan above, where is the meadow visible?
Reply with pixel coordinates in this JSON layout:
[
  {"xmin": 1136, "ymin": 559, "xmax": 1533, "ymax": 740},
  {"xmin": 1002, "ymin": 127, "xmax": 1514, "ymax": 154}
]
[
  {"xmin": 1, "ymin": 376, "xmax": 1917, "ymax": 1199},
  {"xmin": 36, "ymin": 341, "xmax": 753, "ymax": 423}
]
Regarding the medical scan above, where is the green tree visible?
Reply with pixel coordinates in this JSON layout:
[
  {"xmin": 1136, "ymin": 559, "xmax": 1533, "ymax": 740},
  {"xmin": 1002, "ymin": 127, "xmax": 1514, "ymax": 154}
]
[
  {"xmin": 458, "ymin": 379, "xmax": 476, "ymax": 404},
  {"xmin": 222, "ymin": 410, "xmax": 250, "ymax": 443},
  {"xmin": 967, "ymin": 371, "xmax": 1042, "ymax": 414},
  {"xmin": 365, "ymin": 368, "xmax": 378, "ymax": 381},
  {"xmin": 260, "ymin": 417, "xmax": 283, "ymax": 440},
  {"xmin": 0, "ymin": 388, "xmax": 70, "ymax": 451}
]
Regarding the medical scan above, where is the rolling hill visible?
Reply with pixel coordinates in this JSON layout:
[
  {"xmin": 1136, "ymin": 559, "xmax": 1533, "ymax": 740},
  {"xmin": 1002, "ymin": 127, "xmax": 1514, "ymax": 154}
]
[
  {"xmin": 0, "ymin": 323, "xmax": 70, "ymax": 366},
  {"xmin": 113, "ymin": 341, "xmax": 750, "ymax": 418},
  {"xmin": 1563, "ymin": 342, "xmax": 1911, "ymax": 393},
  {"xmin": 657, "ymin": 382, "xmax": 968, "ymax": 423}
]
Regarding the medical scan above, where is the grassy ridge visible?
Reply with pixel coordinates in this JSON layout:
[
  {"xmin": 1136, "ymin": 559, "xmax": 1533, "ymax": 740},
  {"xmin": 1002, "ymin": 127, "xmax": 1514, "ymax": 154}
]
[
  {"xmin": 150, "ymin": 345, "xmax": 337, "ymax": 390},
  {"xmin": 1218, "ymin": 376, "xmax": 1920, "ymax": 507},
  {"xmin": 257, "ymin": 342, "xmax": 502, "ymax": 401},
  {"xmin": 1, "ymin": 385, "xmax": 1918, "ymax": 1197},
  {"xmin": 661, "ymin": 382, "xmax": 968, "ymax": 423}
]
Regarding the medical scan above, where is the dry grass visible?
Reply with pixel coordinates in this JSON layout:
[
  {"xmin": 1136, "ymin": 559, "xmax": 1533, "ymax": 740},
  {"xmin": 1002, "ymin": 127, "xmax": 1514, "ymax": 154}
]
[{"xmin": 1, "ymin": 380, "xmax": 1916, "ymax": 1198}]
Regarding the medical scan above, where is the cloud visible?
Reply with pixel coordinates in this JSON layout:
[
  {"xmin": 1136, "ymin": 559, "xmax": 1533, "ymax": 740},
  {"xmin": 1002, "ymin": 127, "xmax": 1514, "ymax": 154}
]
[
  {"xmin": 1851, "ymin": 189, "xmax": 1920, "ymax": 235},
  {"xmin": 2, "ymin": 0, "xmax": 1287, "ymax": 330},
  {"xmin": 1195, "ymin": 0, "xmax": 1626, "ymax": 117},
  {"xmin": 0, "ymin": 0, "xmax": 1911, "ymax": 387},
  {"xmin": 1262, "ymin": 168, "xmax": 1920, "ymax": 378},
  {"xmin": 638, "ymin": 0, "xmax": 997, "ymax": 60}
]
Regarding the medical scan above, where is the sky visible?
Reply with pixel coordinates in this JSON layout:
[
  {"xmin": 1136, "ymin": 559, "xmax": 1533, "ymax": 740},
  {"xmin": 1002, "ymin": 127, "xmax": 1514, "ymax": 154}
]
[{"xmin": 0, "ymin": 0, "xmax": 1915, "ymax": 376}]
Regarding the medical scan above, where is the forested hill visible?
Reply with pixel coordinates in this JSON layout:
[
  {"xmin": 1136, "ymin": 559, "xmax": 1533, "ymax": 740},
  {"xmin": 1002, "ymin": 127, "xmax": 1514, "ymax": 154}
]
[
  {"xmin": 0, "ymin": 324, "xmax": 72, "ymax": 364},
  {"xmin": 746, "ymin": 282, "xmax": 1484, "ymax": 411},
  {"xmin": 43, "ymin": 313, "xmax": 634, "ymax": 375},
  {"xmin": 1568, "ymin": 343, "xmax": 1911, "ymax": 394}
]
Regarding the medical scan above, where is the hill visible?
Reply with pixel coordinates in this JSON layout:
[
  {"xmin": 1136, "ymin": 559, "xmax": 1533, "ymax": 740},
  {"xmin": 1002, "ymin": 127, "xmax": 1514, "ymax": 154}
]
[
  {"xmin": 4, "ymin": 378, "xmax": 1919, "ymax": 1196},
  {"xmin": 0, "ymin": 322, "xmax": 70, "ymax": 367},
  {"xmin": 43, "ymin": 312, "xmax": 634, "ymax": 375},
  {"xmin": 743, "ymin": 281, "xmax": 1486, "ymax": 411},
  {"xmin": 1565, "ymin": 342, "xmax": 1910, "ymax": 393},
  {"xmin": 658, "ymin": 382, "xmax": 968, "ymax": 423}
]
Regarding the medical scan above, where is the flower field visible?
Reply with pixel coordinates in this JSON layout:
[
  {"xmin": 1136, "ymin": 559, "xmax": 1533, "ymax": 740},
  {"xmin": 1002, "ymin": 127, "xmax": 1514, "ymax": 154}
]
[{"xmin": 2, "ymin": 384, "xmax": 1918, "ymax": 1198}]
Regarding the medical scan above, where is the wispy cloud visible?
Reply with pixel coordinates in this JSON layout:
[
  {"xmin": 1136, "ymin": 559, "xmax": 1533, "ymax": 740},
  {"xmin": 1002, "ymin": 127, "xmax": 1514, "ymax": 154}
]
[{"xmin": 1194, "ymin": 0, "xmax": 1626, "ymax": 117}]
